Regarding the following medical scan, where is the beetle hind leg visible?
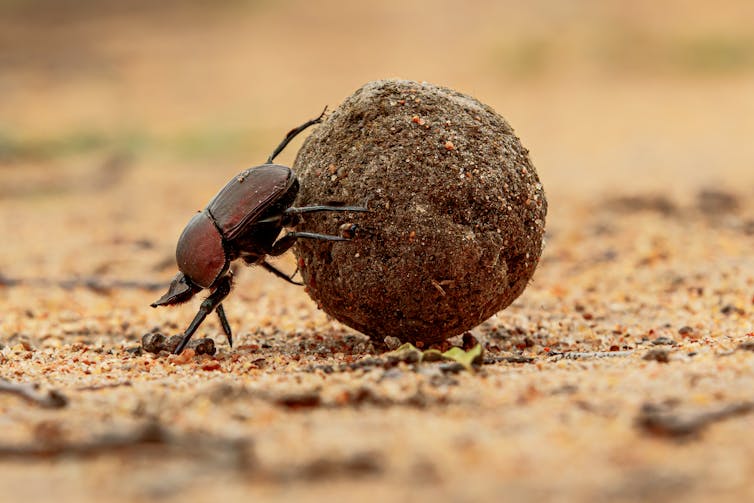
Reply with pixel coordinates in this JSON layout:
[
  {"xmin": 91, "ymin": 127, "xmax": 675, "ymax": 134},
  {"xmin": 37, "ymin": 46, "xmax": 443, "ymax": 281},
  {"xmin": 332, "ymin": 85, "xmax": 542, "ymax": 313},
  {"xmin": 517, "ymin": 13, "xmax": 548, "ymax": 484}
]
[
  {"xmin": 261, "ymin": 260, "xmax": 303, "ymax": 286},
  {"xmin": 266, "ymin": 107, "xmax": 327, "ymax": 164}
]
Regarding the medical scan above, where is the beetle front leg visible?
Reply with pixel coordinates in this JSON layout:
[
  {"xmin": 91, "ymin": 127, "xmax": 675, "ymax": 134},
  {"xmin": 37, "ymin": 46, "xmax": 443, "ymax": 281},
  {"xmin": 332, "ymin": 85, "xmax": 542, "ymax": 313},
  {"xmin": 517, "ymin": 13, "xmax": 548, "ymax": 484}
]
[
  {"xmin": 269, "ymin": 231, "xmax": 348, "ymax": 257},
  {"xmin": 174, "ymin": 275, "xmax": 233, "ymax": 355},
  {"xmin": 257, "ymin": 206, "xmax": 368, "ymax": 226},
  {"xmin": 285, "ymin": 205, "xmax": 369, "ymax": 216},
  {"xmin": 215, "ymin": 304, "xmax": 233, "ymax": 348}
]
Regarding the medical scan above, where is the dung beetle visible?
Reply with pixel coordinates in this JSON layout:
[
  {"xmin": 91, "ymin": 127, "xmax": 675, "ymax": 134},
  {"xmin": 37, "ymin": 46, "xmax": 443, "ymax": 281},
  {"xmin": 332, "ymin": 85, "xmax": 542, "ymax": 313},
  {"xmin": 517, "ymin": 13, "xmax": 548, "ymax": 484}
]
[{"xmin": 152, "ymin": 109, "xmax": 367, "ymax": 355}]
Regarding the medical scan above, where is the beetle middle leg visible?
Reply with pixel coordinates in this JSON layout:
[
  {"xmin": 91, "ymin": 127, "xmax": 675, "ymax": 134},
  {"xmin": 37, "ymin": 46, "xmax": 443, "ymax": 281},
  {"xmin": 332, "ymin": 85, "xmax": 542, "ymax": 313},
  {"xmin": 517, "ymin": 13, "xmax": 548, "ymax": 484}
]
[
  {"xmin": 269, "ymin": 231, "xmax": 348, "ymax": 257},
  {"xmin": 174, "ymin": 275, "xmax": 233, "ymax": 355}
]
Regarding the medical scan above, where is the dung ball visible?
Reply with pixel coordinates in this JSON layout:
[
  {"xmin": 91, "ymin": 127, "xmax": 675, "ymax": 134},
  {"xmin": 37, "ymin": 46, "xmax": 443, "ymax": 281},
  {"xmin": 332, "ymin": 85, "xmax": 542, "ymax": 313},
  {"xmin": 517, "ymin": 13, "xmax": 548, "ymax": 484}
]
[{"xmin": 293, "ymin": 79, "xmax": 547, "ymax": 346}]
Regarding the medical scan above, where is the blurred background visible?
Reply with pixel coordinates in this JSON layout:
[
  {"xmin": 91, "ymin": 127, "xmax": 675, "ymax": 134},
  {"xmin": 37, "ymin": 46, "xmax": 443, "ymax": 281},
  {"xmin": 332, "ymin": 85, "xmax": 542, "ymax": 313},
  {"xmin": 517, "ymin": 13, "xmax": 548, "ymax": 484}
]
[
  {"xmin": 1, "ymin": 0, "xmax": 753, "ymax": 279},
  {"xmin": 3, "ymin": 3, "xmax": 754, "ymax": 500}
]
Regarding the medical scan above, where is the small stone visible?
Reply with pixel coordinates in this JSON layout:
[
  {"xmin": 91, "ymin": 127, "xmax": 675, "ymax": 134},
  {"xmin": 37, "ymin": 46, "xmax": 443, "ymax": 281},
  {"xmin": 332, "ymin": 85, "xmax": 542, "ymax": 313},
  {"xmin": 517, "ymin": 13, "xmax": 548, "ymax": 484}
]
[
  {"xmin": 192, "ymin": 338, "xmax": 217, "ymax": 356},
  {"xmin": 737, "ymin": 342, "xmax": 754, "ymax": 352},
  {"xmin": 383, "ymin": 336, "xmax": 402, "ymax": 350},
  {"xmin": 164, "ymin": 335, "xmax": 184, "ymax": 353},
  {"xmin": 125, "ymin": 346, "xmax": 143, "ymax": 356},
  {"xmin": 141, "ymin": 333, "xmax": 166, "ymax": 353},
  {"xmin": 721, "ymin": 304, "xmax": 744, "ymax": 316},
  {"xmin": 643, "ymin": 349, "xmax": 670, "ymax": 363},
  {"xmin": 653, "ymin": 336, "xmax": 677, "ymax": 346},
  {"xmin": 141, "ymin": 333, "xmax": 216, "ymax": 355}
]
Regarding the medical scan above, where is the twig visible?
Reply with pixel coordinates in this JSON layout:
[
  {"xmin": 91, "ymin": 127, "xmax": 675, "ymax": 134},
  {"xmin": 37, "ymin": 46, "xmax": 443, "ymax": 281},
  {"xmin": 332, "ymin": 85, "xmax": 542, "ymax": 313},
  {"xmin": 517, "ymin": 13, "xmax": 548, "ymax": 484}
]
[
  {"xmin": 0, "ymin": 153, "xmax": 132, "ymax": 199},
  {"xmin": 636, "ymin": 402, "xmax": 754, "ymax": 439},
  {"xmin": 548, "ymin": 350, "xmax": 634, "ymax": 360},
  {"xmin": 0, "ymin": 422, "xmax": 253, "ymax": 466},
  {"xmin": 75, "ymin": 381, "xmax": 132, "ymax": 392},
  {"xmin": 0, "ymin": 379, "xmax": 68, "ymax": 409},
  {"xmin": 483, "ymin": 354, "xmax": 535, "ymax": 364},
  {"xmin": 430, "ymin": 279, "xmax": 446, "ymax": 297},
  {"xmin": 0, "ymin": 419, "xmax": 380, "ymax": 481},
  {"xmin": 0, "ymin": 275, "xmax": 165, "ymax": 292}
]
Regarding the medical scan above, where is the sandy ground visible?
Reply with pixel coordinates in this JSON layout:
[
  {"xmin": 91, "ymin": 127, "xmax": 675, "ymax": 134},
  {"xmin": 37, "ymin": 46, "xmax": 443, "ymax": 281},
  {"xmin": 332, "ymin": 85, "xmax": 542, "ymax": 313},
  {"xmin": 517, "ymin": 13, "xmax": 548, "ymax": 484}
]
[{"xmin": 1, "ymin": 1, "xmax": 754, "ymax": 502}]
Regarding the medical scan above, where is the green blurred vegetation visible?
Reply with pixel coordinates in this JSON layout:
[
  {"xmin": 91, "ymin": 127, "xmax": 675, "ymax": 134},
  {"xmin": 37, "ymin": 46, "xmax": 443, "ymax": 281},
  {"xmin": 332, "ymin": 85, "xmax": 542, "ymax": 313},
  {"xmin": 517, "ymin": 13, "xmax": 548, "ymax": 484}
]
[
  {"xmin": 671, "ymin": 34, "xmax": 754, "ymax": 73},
  {"xmin": 0, "ymin": 130, "xmax": 143, "ymax": 163},
  {"xmin": 494, "ymin": 29, "xmax": 754, "ymax": 78},
  {"xmin": 0, "ymin": 127, "xmax": 268, "ymax": 163}
]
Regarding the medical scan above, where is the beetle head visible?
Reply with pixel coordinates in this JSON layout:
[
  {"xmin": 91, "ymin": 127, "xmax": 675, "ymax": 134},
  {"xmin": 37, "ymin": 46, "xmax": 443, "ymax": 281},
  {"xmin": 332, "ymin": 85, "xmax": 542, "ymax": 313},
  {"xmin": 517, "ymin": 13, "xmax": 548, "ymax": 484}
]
[
  {"xmin": 176, "ymin": 211, "xmax": 228, "ymax": 289},
  {"xmin": 151, "ymin": 272, "xmax": 201, "ymax": 307}
]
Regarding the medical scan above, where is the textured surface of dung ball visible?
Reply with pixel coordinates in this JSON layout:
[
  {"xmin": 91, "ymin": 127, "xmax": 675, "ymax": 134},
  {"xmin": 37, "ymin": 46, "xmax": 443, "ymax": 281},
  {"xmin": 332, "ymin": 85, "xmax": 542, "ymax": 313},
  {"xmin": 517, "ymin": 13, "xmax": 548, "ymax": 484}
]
[{"xmin": 293, "ymin": 79, "xmax": 547, "ymax": 345}]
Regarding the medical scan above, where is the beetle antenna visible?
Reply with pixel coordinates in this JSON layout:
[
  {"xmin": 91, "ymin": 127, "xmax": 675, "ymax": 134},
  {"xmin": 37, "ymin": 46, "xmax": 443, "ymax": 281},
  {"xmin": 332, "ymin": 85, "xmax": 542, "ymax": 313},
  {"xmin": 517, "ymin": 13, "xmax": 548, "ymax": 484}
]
[{"xmin": 266, "ymin": 107, "xmax": 328, "ymax": 164}]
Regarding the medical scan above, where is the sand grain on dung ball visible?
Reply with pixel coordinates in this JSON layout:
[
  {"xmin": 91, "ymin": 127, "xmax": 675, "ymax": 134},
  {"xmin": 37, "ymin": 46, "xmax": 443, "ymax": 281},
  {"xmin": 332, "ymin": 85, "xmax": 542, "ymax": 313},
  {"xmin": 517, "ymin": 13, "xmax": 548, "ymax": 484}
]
[{"xmin": 294, "ymin": 79, "xmax": 547, "ymax": 345}]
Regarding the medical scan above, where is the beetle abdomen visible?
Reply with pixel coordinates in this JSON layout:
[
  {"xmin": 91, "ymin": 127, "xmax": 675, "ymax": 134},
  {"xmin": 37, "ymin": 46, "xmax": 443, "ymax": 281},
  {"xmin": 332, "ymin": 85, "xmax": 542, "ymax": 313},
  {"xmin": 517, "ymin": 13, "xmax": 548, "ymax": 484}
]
[
  {"xmin": 208, "ymin": 164, "xmax": 296, "ymax": 240},
  {"xmin": 176, "ymin": 212, "xmax": 227, "ymax": 288}
]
